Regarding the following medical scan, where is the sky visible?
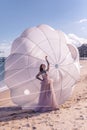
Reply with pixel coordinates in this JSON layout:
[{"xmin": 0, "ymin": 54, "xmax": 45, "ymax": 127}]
[{"xmin": 0, "ymin": 0, "xmax": 87, "ymax": 44}]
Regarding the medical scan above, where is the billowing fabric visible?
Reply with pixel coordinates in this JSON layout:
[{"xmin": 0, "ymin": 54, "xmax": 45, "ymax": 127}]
[{"xmin": 5, "ymin": 24, "xmax": 80, "ymax": 109}]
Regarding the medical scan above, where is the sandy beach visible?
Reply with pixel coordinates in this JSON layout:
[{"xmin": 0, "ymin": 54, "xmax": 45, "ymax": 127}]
[{"xmin": 0, "ymin": 60, "xmax": 87, "ymax": 130}]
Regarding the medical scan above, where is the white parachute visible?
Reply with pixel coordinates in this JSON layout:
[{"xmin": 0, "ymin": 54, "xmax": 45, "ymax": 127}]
[{"xmin": 5, "ymin": 24, "xmax": 80, "ymax": 109}]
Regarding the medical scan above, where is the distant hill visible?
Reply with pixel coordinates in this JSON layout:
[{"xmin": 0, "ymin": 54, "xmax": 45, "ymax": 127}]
[{"xmin": 78, "ymin": 44, "xmax": 87, "ymax": 58}]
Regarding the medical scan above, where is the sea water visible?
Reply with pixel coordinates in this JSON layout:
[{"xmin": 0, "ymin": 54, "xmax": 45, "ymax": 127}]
[{"xmin": 0, "ymin": 57, "xmax": 8, "ymax": 92}]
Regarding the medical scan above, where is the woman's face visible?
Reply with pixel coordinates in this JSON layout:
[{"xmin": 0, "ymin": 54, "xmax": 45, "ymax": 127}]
[{"xmin": 42, "ymin": 64, "xmax": 46, "ymax": 70}]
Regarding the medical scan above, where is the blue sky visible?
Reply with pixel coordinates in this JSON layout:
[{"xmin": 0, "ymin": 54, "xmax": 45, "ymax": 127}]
[{"xmin": 0, "ymin": 0, "xmax": 87, "ymax": 43}]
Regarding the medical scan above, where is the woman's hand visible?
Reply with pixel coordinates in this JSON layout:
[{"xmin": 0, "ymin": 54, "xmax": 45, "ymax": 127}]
[
  {"xmin": 45, "ymin": 56, "xmax": 48, "ymax": 60},
  {"xmin": 45, "ymin": 56, "xmax": 49, "ymax": 71}
]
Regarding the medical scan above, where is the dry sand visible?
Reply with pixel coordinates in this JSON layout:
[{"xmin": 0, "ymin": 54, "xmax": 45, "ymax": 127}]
[{"xmin": 0, "ymin": 60, "xmax": 87, "ymax": 130}]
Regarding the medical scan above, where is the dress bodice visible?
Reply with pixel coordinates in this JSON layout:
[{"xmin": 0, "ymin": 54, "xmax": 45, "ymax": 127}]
[{"xmin": 41, "ymin": 71, "xmax": 49, "ymax": 80}]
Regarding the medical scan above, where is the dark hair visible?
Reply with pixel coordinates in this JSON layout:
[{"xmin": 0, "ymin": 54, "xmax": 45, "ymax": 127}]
[{"xmin": 39, "ymin": 64, "xmax": 45, "ymax": 72}]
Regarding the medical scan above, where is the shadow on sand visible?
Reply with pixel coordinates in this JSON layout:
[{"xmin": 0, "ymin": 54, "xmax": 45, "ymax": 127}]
[{"xmin": 0, "ymin": 106, "xmax": 42, "ymax": 122}]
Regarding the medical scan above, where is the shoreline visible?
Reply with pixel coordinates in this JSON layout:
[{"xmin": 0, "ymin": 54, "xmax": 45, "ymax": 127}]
[{"xmin": 0, "ymin": 86, "xmax": 8, "ymax": 92}]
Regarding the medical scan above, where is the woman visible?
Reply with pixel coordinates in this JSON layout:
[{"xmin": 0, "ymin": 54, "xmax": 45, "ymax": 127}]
[{"xmin": 35, "ymin": 56, "xmax": 58, "ymax": 112}]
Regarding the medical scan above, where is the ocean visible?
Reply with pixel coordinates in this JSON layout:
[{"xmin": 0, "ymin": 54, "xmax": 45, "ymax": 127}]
[{"xmin": 0, "ymin": 57, "xmax": 8, "ymax": 92}]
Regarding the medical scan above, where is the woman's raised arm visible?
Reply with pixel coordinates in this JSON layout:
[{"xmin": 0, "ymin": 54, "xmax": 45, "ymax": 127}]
[{"xmin": 45, "ymin": 56, "xmax": 50, "ymax": 71}]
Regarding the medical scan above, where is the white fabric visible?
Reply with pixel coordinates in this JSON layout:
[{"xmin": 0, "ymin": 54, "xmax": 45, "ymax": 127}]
[{"xmin": 5, "ymin": 24, "xmax": 80, "ymax": 108}]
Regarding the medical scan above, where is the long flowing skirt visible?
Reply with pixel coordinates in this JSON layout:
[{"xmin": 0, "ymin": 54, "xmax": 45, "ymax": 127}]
[{"xmin": 35, "ymin": 78, "xmax": 58, "ymax": 112}]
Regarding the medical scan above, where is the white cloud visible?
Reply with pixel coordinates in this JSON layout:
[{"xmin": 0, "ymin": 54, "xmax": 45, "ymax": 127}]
[
  {"xmin": 0, "ymin": 43, "xmax": 11, "ymax": 57},
  {"xmin": 79, "ymin": 18, "xmax": 87, "ymax": 23},
  {"xmin": 65, "ymin": 33, "xmax": 87, "ymax": 47}
]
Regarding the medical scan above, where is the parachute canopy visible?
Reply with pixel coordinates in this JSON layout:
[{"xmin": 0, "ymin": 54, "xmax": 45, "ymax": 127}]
[{"xmin": 5, "ymin": 24, "xmax": 80, "ymax": 109}]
